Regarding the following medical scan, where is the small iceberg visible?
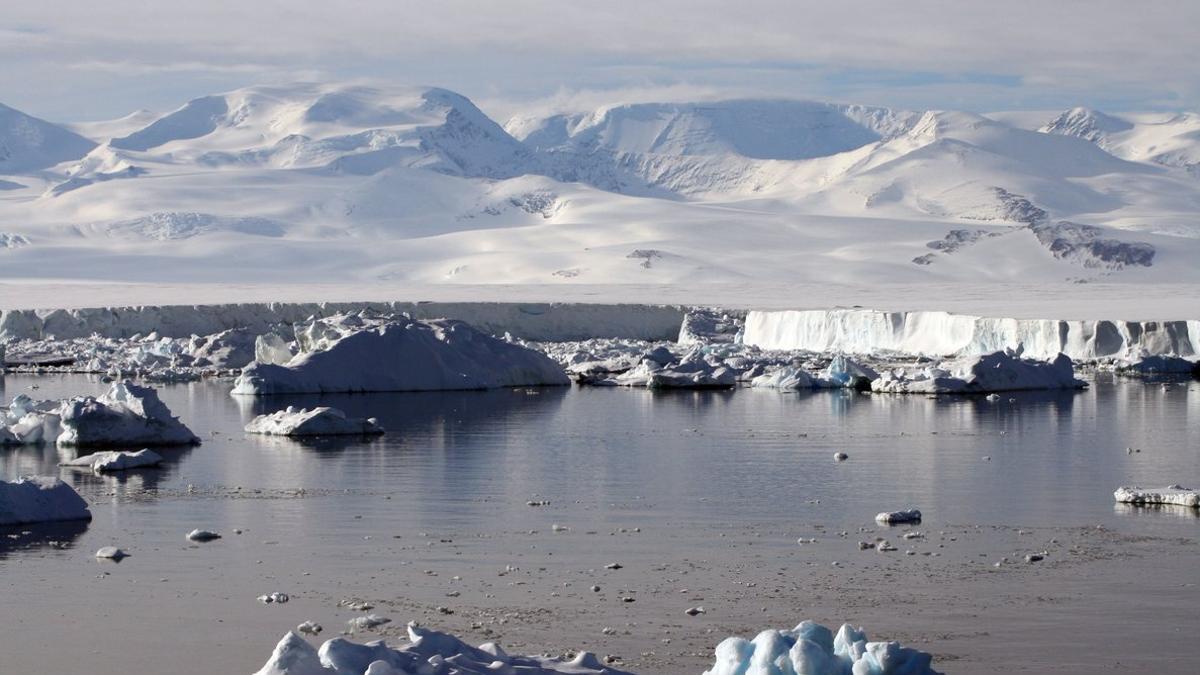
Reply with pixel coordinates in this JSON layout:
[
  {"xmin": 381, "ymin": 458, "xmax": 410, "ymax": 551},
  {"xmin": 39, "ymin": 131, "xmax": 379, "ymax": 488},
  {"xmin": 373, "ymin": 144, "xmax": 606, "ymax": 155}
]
[
  {"xmin": 1114, "ymin": 486, "xmax": 1198, "ymax": 508},
  {"xmin": 876, "ymin": 509, "xmax": 923, "ymax": 525},
  {"xmin": 246, "ymin": 407, "xmax": 384, "ymax": 437},
  {"xmin": 0, "ymin": 476, "xmax": 92, "ymax": 526},
  {"xmin": 254, "ymin": 621, "xmax": 632, "ymax": 674},
  {"xmin": 704, "ymin": 620, "xmax": 940, "ymax": 675},
  {"xmin": 60, "ymin": 448, "xmax": 164, "ymax": 472}
]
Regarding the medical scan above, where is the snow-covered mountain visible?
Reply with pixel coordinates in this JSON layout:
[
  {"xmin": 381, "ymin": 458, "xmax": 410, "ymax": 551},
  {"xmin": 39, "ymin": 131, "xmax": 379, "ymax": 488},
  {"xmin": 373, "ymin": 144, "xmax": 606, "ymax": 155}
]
[
  {"xmin": 0, "ymin": 103, "xmax": 96, "ymax": 174},
  {"xmin": 1, "ymin": 84, "xmax": 1199, "ymax": 296}
]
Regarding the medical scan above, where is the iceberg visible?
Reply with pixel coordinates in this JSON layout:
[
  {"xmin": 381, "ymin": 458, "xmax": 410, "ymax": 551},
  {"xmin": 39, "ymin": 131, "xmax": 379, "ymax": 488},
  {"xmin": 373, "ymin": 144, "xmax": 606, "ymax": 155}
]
[
  {"xmin": 246, "ymin": 407, "xmax": 385, "ymax": 437},
  {"xmin": 876, "ymin": 509, "xmax": 923, "ymax": 525},
  {"xmin": 1114, "ymin": 486, "xmax": 1199, "ymax": 508},
  {"xmin": 871, "ymin": 351, "xmax": 1084, "ymax": 394},
  {"xmin": 60, "ymin": 448, "xmax": 164, "ymax": 472},
  {"xmin": 254, "ymin": 621, "xmax": 632, "ymax": 675},
  {"xmin": 56, "ymin": 381, "xmax": 201, "ymax": 447},
  {"xmin": 232, "ymin": 317, "xmax": 569, "ymax": 395},
  {"xmin": 704, "ymin": 620, "xmax": 940, "ymax": 675},
  {"xmin": 751, "ymin": 365, "xmax": 818, "ymax": 390},
  {"xmin": 599, "ymin": 347, "xmax": 736, "ymax": 389},
  {"xmin": 3, "ymin": 382, "xmax": 198, "ymax": 447},
  {"xmin": 0, "ymin": 476, "xmax": 92, "ymax": 526}
]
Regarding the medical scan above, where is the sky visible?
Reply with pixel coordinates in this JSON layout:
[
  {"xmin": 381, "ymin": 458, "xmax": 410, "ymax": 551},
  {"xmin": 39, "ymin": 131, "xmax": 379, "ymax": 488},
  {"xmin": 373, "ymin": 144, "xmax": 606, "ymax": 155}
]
[{"xmin": 3, "ymin": 0, "xmax": 1198, "ymax": 123}]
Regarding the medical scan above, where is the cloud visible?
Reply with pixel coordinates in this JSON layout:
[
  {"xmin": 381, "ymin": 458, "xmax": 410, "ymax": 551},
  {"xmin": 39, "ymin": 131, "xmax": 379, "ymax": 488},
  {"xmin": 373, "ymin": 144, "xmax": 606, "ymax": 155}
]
[{"xmin": 4, "ymin": 1, "xmax": 1198, "ymax": 120}]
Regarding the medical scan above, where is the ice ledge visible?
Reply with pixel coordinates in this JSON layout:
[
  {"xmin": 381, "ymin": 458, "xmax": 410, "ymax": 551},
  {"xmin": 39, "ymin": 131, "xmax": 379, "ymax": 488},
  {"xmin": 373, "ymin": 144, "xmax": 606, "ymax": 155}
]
[
  {"xmin": 743, "ymin": 308, "xmax": 1200, "ymax": 361},
  {"xmin": 0, "ymin": 302, "xmax": 686, "ymax": 343}
]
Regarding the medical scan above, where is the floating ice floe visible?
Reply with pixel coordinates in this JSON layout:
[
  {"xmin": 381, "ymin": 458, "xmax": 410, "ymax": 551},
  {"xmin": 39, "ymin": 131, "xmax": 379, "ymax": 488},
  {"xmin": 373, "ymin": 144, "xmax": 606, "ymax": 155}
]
[
  {"xmin": 255, "ymin": 621, "xmax": 632, "ymax": 675},
  {"xmin": 1114, "ymin": 486, "xmax": 1199, "ymax": 507},
  {"xmin": 871, "ymin": 351, "xmax": 1084, "ymax": 394},
  {"xmin": 704, "ymin": 620, "xmax": 940, "ymax": 675},
  {"xmin": 95, "ymin": 546, "xmax": 128, "ymax": 560},
  {"xmin": 232, "ymin": 316, "xmax": 569, "ymax": 395},
  {"xmin": 246, "ymin": 407, "xmax": 385, "ymax": 437},
  {"xmin": 0, "ymin": 476, "xmax": 92, "ymax": 525},
  {"xmin": 876, "ymin": 509, "xmax": 922, "ymax": 524},
  {"xmin": 60, "ymin": 448, "xmax": 164, "ymax": 472}
]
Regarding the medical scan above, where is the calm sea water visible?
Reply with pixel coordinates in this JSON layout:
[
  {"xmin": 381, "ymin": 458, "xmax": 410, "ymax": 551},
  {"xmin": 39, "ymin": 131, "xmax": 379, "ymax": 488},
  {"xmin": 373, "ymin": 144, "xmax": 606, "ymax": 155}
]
[{"xmin": 1, "ymin": 373, "xmax": 1197, "ymax": 673}]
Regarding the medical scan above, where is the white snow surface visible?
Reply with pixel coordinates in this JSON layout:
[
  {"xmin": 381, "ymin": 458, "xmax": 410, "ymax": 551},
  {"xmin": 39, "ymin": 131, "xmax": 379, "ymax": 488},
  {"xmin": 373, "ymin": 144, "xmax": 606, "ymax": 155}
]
[
  {"xmin": 1114, "ymin": 486, "xmax": 1199, "ymax": 508},
  {"xmin": 871, "ymin": 351, "xmax": 1083, "ymax": 394},
  {"xmin": 704, "ymin": 620, "xmax": 939, "ymax": 675},
  {"xmin": 232, "ymin": 316, "xmax": 569, "ymax": 395},
  {"xmin": 246, "ymin": 407, "xmax": 384, "ymax": 436},
  {"xmin": 744, "ymin": 309, "xmax": 1200, "ymax": 361},
  {"xmin": 0, "ymin": 476, "xmax": 91, "ymax": 525},
  {"xmin": 254, "ymin": 622, "xmax": 632, "ymax": 675},
  {"xmin": 3, "ymin": 85, "xmax": 1200, "ymax": 304}
]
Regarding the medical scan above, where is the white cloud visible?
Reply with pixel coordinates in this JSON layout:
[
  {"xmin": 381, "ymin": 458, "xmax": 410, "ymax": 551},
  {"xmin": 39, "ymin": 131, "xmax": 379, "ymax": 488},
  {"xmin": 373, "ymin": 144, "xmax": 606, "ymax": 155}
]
[{"xmin": 5, "ymin": 1, "xmax": 1198, "ymax": 120}]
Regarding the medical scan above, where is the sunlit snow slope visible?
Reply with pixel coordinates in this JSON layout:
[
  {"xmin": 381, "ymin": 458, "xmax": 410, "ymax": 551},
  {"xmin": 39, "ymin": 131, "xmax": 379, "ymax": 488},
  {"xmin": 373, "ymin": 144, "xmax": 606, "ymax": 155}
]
[{"xmin": 2, "ymin": 83, "xmax": 1199, "ymax": 311}]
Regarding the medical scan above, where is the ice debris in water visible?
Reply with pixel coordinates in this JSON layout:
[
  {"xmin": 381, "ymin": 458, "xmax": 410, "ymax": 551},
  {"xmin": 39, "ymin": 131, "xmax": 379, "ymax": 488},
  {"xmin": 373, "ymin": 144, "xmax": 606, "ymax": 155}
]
[
  {"xmin": 258, "ymin": 592, "xmax": 290, "ymax": 604},
  {"xmin": 876, "ymin": 509, "xmax": 922, "ymax": 525},
  {"xmin": 186, "ymin": 529, "xmax": 222, "ymax": 542},
  {"xmin": 871, "ymin": 350, "xmax": 1084, "ymax": 394},
  {"xmin": 1114, "ymin": 486, "xmax": 1199, "ymax": 507},
  {"xmin": 246, "ymin": 406, "xmax": 385, "ymax": 436},
  {"xmin": 60, "ymin": 448, "xmax": 163, "ymax": 472},
  {"xmin": 95, "ymin": 546, "xmax": 128, "ymax": 560},
  {"xmin": 0, "ymin": 476, "xmax": 92, "ymax": 525},
  {"xmin": 297, "ymin": 621, "xmax": 323, "ymax": 636},
  {"xmin": 255, "ymin": 621, "xmax": 633, "ymax": 675},
  {"xmin": 347, "ymin": 614, "xmax": 392, "ymax": 632},
  {"xmin": 232, "ymin": 315, "xmax": 569, "ymax": 395},
  {"xmin": 704, "ymin": 620, "xmax": 940, "ymax": 675}
]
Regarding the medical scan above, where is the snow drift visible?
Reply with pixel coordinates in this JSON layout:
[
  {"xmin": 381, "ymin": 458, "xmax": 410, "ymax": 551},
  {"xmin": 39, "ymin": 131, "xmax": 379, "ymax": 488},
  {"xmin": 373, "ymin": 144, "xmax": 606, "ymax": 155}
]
[
  {"xmin": 254, "ymin": 621, "xmax": 631, "ymax": 675},
  {"xmin": 704, "ymin": 620, "xmax": 940, "ymax": 675},
  {"xmin": 0, "ymin": 476, "xmax": 91, "ymax": 526},
  {"xmin": 232, "ymin": 317, "xmax": 569, "ymax": 395},
  {"xmin": 743, "ymin": 309, "xmax": 1200, "ymax": 361}
]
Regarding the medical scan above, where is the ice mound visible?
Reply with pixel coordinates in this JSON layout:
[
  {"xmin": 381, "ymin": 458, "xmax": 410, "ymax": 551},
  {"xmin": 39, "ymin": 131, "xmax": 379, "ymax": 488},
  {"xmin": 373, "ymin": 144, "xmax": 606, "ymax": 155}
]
[
  {"xmin": 0, "ymin": 476, "xmax": 92, "ymax": 526},
  {"xmin": 704, "ymin": 620, "xmax": 940, "ymax": 675},
  {"xmin": 57, "ymin": 381, "xmax": 201, "ymax": 447},
  {"xmin": 872, "ymin": 351, "xmax": 1084, "ymax": 394},
  {"xmin": 1112, "ymin": 354, "xmax": 1199, "ymax": 375},
  {"xmin": 0, "ymin": 393, "xmax": 60, "ymax": 445},
  {"xmin": 247, "ymin": 407, "xmax": 385, "ymax": 437},
  {"xmin": 607, "ymin": 347, "xmax": 736, "ymax": 389},
  {"xmin": 232, "ymin": 316, "xmax": 569, "ymax": 395},
  {"xmin": 60, "ymin": 449, "xmax": 164, "ymax": 472},
  {"xmin": 752, "ymin": 355, "xmax": 879, "ymax": 391},
  {"xmin": 254, "ymin": 621, "xmax": 632, "ymax": 675},
  {"xmin": 1114, "ymin": 486, "xmax": 1199, "ymax": 508}
]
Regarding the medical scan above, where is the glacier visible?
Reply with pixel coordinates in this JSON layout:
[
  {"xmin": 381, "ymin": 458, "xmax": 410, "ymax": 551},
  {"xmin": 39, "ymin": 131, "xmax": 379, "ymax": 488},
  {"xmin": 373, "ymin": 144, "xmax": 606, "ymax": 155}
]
[{"xmin": 743, "ymin": 309, "xmax": 1200, "ymax": 361}]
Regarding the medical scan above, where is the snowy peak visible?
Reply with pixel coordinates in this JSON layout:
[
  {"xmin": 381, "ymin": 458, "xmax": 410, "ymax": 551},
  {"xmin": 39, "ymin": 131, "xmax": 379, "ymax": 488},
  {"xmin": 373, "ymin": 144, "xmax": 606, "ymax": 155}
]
[
  {"xmin": 0, "ymin": 102, "xmax": 96, "ymax": 174},
  {"xmin": 1040, "ymin": 107, "xmax": 1133, "ymax": 143},
  {"xmin": 103, "ymin": 84, "xmax": 532, "ymax": 178},
  {"xmin": 509, "ymin": 99, "xmax": 918, "ymax": 160}
]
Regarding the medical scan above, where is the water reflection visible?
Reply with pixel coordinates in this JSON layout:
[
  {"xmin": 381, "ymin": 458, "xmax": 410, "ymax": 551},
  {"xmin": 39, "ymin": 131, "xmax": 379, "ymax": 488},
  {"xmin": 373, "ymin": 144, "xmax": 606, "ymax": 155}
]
[
  {"xmin": 0, "ymin": 519, "xmax": 90, "ymax": 560},
  {"xmin": 1114, "ymin": 503, "xmax": 1200, "ymax": 520}
]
